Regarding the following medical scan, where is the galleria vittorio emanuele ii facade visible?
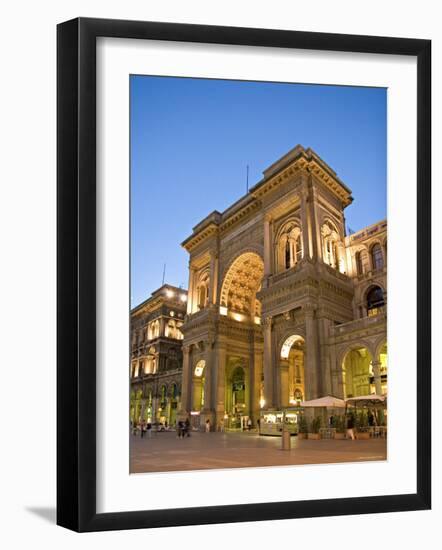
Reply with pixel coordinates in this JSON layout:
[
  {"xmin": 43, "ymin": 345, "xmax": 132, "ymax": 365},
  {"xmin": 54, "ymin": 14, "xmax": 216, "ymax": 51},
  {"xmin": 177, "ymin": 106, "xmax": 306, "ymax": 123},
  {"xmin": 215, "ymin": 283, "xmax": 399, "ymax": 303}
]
[
  {"xmin": 130, "ymin": 144, "xmax": 387, "ymax": 431},
  {"xmin": 178, "ymin": 144, "xmax": 387, "ymax": 430}
]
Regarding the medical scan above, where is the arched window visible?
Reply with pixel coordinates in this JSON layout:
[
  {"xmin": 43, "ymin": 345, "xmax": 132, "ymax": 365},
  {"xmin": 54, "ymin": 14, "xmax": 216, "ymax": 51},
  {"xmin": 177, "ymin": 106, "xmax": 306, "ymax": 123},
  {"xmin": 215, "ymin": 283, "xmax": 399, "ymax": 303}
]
[
  {"xmin": 355, "ymin": 251, "xmax": 363, "ymax": 275},
  {"xmin": 166, "ymin": 319, "xmax": 176, "ymax": 339},
  {"xmin": 366, "ymin": 285, "xmax": 385, "ymax": 316},
  {"xmin": 321, "ymin": 221, "xmax": 342, "ymax": 270},
  {"xmin": 371, "ymin": 243, "xmax": 384, "ymax": 271},
  {"xmin": 277, "ymin": 222, "xmax": 302, "ymax": 272},
  {"xmin": 196, "ymin": 271, "xmax": 210, "ymax": 310},
  {"xmin": 148, "ymin": 319, "xmax": 160, "ymax": 340}
]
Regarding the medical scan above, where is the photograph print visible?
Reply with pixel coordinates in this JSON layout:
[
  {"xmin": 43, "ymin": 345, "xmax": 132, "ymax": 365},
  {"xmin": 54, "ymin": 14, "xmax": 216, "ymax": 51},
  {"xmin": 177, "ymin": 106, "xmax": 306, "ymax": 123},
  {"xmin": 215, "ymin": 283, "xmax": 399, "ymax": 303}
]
[{"xmin": 129, "ymin": 76, "xmax": 388, "ymax": 474}]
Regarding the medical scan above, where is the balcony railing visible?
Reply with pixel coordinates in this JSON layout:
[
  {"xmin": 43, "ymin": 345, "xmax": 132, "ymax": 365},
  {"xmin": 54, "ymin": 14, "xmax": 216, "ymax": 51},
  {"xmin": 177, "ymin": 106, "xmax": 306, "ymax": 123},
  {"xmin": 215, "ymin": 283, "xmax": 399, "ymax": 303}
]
[{"xmin": 331, "ymin": 308, "xmax": 386, "ymax": 337}]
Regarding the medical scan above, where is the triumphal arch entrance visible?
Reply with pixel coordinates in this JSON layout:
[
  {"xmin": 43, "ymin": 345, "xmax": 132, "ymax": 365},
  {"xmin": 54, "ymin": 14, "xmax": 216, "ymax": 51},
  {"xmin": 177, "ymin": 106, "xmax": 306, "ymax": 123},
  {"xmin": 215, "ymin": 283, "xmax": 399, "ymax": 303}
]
[{"xmin": 178, "ymin": 145, "xmax": 387, "ymax": 430}]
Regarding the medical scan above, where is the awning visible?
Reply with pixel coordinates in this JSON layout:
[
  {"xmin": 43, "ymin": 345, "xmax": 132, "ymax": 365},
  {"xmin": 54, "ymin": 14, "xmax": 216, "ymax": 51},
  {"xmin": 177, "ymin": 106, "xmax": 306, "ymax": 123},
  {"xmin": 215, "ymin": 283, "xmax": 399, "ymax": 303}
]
[
  {"xmin": 345, "ymin": 395, "xmax": 386, "ymax": 407},
  {"xmin": 300, "ymin": 395, "xmax": 346, "ymax": 408}
]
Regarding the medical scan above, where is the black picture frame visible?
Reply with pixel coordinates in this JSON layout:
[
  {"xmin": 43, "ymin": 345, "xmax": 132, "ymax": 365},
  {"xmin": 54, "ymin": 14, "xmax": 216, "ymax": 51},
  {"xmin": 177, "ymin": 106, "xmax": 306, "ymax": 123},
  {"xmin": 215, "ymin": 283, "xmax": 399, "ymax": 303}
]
[{"xmin": 57, "ymin": 17, "xmax": 431, "ymax": 532}]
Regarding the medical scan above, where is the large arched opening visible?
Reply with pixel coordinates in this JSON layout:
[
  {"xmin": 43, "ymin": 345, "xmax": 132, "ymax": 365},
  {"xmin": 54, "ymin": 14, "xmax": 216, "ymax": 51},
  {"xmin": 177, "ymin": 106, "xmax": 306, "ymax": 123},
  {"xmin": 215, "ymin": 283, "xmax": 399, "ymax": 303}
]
[
  {"xmin": 342, "ymin": 346, "xmax": 373, "ymax": 398},
  {"xmin": 224, "ymin": 361, "xmax": 249, "ymax": 430},
  {"xmin": 219, "ymin": 252, "xmax": 264, "ymax": 323},
  {"xmin": 376, "ymin": 342, "xmax": 388, "ymax": 396},
  {"xmin": 280, "ymin": 335, "xmax": 305, "ymax": 406}
]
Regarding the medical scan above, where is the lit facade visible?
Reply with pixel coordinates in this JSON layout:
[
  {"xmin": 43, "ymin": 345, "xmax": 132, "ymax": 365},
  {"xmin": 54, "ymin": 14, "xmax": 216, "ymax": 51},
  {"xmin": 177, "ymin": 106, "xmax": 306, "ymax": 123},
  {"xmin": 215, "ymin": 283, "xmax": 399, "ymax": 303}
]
[
  {"xmin": 130, "ymin": 285, "xmax": 187, "ymax": 426},
  {"xmin": 179, "ymin": 145, "xmax": 387, "ymax": 430}
]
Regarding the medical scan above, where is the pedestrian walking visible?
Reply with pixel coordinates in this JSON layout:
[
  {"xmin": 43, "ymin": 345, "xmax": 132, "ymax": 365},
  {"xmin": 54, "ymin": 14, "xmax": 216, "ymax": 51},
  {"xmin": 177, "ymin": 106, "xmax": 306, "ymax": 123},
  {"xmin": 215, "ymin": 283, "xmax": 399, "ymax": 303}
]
[
  {"xmin": 346, "ymin": 414, "xmax": 355, "ymax": 440},
  {"xmin": 146, "ymin": 421, "xmax": 152, "ymax": 438},
  {"xmin": 205, "ymin": 419, "xmax": 211, "ymax": 432},
  {"xmin": 247, "ymin": 417, "xmax": 252, "ymax": 431},
  {"xmin": 140, "ymin": 420, "xmax": 146, "ymax": 438}
]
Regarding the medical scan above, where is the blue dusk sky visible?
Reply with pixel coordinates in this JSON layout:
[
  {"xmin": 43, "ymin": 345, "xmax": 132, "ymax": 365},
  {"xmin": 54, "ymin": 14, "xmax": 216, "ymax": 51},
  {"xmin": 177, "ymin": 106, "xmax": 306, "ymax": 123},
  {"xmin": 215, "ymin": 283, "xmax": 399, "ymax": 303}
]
[{"xmin": 130, "ymin": 76, "xmax": 386, "ymax": 308}]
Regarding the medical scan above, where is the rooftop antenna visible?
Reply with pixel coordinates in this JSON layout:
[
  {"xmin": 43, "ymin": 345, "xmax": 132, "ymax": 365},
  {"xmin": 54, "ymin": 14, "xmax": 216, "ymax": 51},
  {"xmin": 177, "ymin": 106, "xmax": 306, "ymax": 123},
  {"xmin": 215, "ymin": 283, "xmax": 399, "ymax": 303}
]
[
  {"xmin": 161, "ymin": 263, "xmax": 166, "ymax": 286},
  {"xmin": 246, "ymin": 164, "xmax": 249, "ymax": 193}
]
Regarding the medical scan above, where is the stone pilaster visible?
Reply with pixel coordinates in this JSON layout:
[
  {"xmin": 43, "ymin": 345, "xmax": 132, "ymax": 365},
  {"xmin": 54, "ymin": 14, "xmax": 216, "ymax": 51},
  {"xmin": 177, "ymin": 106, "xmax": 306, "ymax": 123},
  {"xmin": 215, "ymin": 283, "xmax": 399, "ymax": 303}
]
[
  {"xmin": 371, "ymin": 360, "xmax": 383, "ymax": 395},
  {"xmin": 279, "ymin": 359, "xmax": 289, "ymax": 407},
  {"xmin": 300, "ymin": 187, "xmax": 311, "ymax": 259},
  {"xmin": 263, "ymin": 316, "xmax": 274, "ymax": 408},
  {"xmin": 187, "ymin": 266, "xmax": 196, "ymax": 315},
  {"xmin": 263, "ymin": 215, "xmax": 272, "ymax": 278},
  {"xmin": 213, "ymin": 344, "xmax": 227, "ymax": 429},
  {"xmin": 178, "ymin": 345, "xmax": 191, "ymax": 418},
  {"xmin": 304, "ymin": 306, "xmax": 319, "ymax": 399},
  {"xmin": 209, "ymin": 251, "xmax": 219, "ymax": 305}
]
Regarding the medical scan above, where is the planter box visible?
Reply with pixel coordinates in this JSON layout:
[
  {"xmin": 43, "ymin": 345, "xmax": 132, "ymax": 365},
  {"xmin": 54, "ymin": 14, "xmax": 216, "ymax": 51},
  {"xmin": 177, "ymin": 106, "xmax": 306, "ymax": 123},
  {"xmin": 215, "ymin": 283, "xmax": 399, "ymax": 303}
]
[
  {"xmin": 356, "ymin": 432, "xmax": 370, "ymax": 440},
  {"xmin": 308, "ymin": 433, "xmax": 321, "ymax": 440},
  {"xmin": 334, "ymin": 432, "xmax": 346, "ymax": 440},
  {"xmin": 297, "ymin": 432, "xmax": 308, "ymax": 440}
]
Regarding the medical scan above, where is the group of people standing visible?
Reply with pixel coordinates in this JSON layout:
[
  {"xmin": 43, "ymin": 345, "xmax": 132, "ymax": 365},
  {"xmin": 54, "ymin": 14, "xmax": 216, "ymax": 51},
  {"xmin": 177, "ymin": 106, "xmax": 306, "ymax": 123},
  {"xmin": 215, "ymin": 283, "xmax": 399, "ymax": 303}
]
[
  {"xmin": 134, "ymin": 420, "xmax": 152, "ymax": 438},
  {"xmin": 176, "ymin": 418, "xmax": 191, "ymax": 438}
]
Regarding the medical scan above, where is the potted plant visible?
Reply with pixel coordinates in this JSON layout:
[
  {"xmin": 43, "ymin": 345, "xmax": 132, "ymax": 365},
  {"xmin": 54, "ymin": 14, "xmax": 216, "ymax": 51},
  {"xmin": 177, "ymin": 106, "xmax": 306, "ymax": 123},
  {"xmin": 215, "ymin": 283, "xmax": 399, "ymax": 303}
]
[
  {"xmin": 332, "ymin": 415, "xmax": 346, "ymax": 439},
  {"xmin": 308, "ymin": 416, "xmax": 322, "ymax": 440},
  {"xmin": 355, "ymin": 410, "xmax": 370, "ymax": 439},
  {"xmin": 297, "ymin": 415, "xmax": 308, "ymax": 439}
]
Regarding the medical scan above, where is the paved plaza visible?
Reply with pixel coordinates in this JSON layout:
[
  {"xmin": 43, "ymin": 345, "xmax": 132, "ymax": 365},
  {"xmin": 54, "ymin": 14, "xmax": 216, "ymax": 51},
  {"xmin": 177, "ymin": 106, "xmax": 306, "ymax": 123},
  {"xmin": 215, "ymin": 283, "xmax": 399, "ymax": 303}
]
[{"xmin": 130, "ymin": 431, "xmax": 387, "ymax": 473}]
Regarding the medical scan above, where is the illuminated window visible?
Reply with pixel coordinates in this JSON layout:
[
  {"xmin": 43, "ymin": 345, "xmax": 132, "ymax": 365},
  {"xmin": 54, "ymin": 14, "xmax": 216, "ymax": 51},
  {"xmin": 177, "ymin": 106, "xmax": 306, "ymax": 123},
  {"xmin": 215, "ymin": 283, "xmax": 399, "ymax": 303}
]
[
  {"xmin": 371, "ymin": 243, "xmax": 384, "ymax": 270},
  {"xmin": 194, "ymin": 360, "xmax": 205, "ymax": 377},
  {"xmin": 278, "ymin": 223, "xmax": 302, "ymax": 272},
  {"xmin": 366, "ymin": 285, "xmax": 385, "ymax": 315},
  {"xmin": 321, "ymin": 221, "xmax": 341, "ymax": 270},
  {"xmin": 148, "ymin": 319, "xmax": 160, "ymax": 339},
  {"xmin": 196, "ymin": 271, "xmax": 210, "ymax": 309}
]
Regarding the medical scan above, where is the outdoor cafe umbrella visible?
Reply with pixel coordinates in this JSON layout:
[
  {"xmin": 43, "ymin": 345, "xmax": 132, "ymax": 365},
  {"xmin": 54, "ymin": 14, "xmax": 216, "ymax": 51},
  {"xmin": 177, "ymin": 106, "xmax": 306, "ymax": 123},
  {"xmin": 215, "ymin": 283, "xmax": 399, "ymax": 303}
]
[
  {"xmin": 345, "ymin": 395, "xmax": 387, "ymax": 426},
  {"xmin": 300, "ymin": 395, "xmax": 346, "ymax": 408},
  {"xmin": 345, "ymin": 395, "xmax": 386, "ymax": 408}
]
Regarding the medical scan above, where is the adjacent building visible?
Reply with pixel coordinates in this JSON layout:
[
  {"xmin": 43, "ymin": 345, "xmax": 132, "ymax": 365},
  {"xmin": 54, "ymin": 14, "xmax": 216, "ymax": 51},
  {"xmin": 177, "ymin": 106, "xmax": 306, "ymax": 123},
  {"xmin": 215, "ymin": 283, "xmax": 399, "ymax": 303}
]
[
  {"xmin": 130, "ymin": 284, "xmax": 187, "ymax": 427},
  {"xmin": 178, "ymin": 145, "xmax": 387, "ymax": 430}
]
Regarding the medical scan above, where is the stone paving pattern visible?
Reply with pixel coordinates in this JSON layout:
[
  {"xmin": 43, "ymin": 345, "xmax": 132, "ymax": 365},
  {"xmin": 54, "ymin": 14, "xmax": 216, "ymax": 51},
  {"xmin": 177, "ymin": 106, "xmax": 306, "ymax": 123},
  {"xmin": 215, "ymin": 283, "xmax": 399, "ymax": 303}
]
[{"xmin": 130, "ymin": 431, "xmax": 387, "ymax": 474}]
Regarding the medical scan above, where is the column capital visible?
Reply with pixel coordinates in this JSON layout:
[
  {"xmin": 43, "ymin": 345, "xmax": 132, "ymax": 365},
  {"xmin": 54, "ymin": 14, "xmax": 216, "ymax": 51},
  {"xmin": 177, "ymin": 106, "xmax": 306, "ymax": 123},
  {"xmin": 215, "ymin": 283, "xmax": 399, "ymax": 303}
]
[
  {"xmin": 300, "ymin": 187, "xmax": 309, "ymax": 200},
  {"xmin": 182, "ymin": 344, "xmax": 191, "ymax": 355},
  {"xmin": 263, "ymin": 315, "xmax": 273, "ymax": 328},
  {"xmin": 303, "ymin": 304, "xmax": 316, "ymax": 317}
]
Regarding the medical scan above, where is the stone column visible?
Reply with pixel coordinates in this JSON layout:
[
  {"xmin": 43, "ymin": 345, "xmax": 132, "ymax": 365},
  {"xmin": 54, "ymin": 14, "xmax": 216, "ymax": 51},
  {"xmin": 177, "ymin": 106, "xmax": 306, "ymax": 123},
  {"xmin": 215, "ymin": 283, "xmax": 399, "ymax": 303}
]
[
  {"xmin": 213, "ymin": 344, "xmax": 227, "ymax": 429},
  {"xmin": 179, "ymin": 346, "xmax": 191, "ymax": 417},
  {"xmin": 187, "ymin": 266, "xmax": 196, "ymax": 315},
  {"xmin": 372, "ymin": 360, "xmax": 383, "ymax": 395},
  {"xmin": 201, "ymin": 343, "xmax": 214, "ymax": 428},
  {"xmin": 152, "ymin": 395, "xmax": 159, "ymax": 422},
  {"xmin": 248, "ymin": 336, "xmax": 256, "ymax": 423},
  {"xmin": 304, "ymin": 306, "xmax": 319, "ymax": 399},
  {"xmin": 159, "ymin": 317, "xmax": 166, "ymax": 337},
  {"xmin": 139, "ymin": 399, "xmax": 146, "ymax": 421},
  {"xmin": 309, "ymin": 183, "xmax": 322, "ymax": 262},
  {"xmin": 263, "ymin": 316, "xmax": 274, "ymax": 408},
  {"xmin": 254, "ymin": 350, "xmax": 264, "ymax": 421},
  {"xmin": 209, "ymin": 252, "xmax": 219, "ymax": 305},
  {"xmin": 280, "ymin": 359, "xmax": 289, "ymax": 407},
  {"xmin": 300, "ymin": 189, "xmax": 311, "ymax": 259},
  {"xmin": 263, "ymin": 215, "xmax": 272, "ymax": 278}
]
